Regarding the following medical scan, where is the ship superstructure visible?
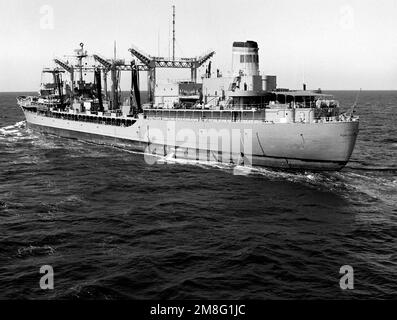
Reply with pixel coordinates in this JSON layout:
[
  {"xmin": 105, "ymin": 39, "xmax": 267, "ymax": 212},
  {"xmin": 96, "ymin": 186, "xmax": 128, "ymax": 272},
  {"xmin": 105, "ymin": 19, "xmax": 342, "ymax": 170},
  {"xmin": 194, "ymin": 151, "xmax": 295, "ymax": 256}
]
[{"xmin": 17, "ymin": 11, "xmax": 359, "ymax": 171}]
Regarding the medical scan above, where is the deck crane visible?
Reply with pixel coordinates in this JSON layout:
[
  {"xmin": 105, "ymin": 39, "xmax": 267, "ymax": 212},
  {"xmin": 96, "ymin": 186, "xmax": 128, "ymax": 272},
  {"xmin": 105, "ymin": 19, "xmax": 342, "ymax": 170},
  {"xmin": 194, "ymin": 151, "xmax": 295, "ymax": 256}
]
[
  {"xmin": 92, "ymin": 54, "xmax": 111, "ymax": 102},
  {"xmin": 53, "ymin": 58, "xmax": 74, "ymax": 98},
  {"xmin": 53, "ymin": 43, "xmax": 89, "ymax": 99},
  {"xmin": 129, "ymin": 45, "xmax": 215, "ymax": 103},
  {"xmin": 92, "ymin": 54, "xmax": 124, "ymax": 110},
  {"xmin": 93, "ymin": 54, "xmax": 148, "ymax": 111},
  {"xmin": 128, "ymin": 6, "xmax": 215, "ymax": 104},
  {"xmin": 42, "ymin": 68, "xmax": 65, "ymax": 108}
]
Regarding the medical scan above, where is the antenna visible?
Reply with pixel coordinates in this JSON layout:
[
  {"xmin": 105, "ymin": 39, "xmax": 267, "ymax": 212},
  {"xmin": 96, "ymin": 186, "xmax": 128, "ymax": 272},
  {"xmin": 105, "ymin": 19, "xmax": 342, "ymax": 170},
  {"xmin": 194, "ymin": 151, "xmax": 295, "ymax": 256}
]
[
  {"xmin": 172, "ymin": 5, "xmax": 175, "ymax": 61},
  {"xmin": 114, "ymin": 40, "xmax": 116, "ymax": 59},
  {"xmin": 158, "ymin": 29, "xmax": 160, "ymax": 57},
  {"xmin": 168, "ymin": 19, "xmax": 170, "ymax": 59},
  {"xmin": 349, "ymin": 88, "xmax": 362, "ymax": 116}
]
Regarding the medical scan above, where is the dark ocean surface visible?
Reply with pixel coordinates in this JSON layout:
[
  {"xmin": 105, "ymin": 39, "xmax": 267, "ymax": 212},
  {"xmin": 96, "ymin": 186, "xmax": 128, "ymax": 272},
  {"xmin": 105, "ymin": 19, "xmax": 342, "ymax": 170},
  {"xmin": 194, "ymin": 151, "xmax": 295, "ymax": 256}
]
[{"xmin": 0, "ymin": 91, "xmax": 395, "ymax": 299}]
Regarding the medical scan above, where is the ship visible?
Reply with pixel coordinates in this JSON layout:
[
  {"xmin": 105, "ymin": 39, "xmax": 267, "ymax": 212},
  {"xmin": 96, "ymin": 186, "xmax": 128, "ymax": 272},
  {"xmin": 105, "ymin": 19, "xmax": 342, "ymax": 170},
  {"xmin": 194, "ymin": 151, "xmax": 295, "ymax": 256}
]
[{"xmin": 17, "ymin": 37, "xmax": 359, "ymax": 171}]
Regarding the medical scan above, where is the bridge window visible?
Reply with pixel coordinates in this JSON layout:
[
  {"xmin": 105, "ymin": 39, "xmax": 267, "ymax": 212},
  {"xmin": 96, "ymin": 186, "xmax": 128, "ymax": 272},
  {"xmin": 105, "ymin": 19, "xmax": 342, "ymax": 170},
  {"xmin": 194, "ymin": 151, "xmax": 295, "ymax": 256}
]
[{"xmin": 240, "ymin": 55, "xmax": 244, "ymax": 63}]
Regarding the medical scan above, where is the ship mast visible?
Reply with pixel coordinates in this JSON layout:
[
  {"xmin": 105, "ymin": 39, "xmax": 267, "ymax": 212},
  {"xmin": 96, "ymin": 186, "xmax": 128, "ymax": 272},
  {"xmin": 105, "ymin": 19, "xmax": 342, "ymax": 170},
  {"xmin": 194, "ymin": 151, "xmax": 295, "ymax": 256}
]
[
  {"xmin": 128, "ymin": 7, "xmax": 215, "ymax": 104},
  {"xmin": 111, "ymin": 41, "xmax": 118, "ymax": 110},
  {"xmin": 172, "ymin": 5, "xmax": 175, "ymax": 61},
  {"xmin": 77, "ymin": 43, "xmax": 87, "ymax": 85}
]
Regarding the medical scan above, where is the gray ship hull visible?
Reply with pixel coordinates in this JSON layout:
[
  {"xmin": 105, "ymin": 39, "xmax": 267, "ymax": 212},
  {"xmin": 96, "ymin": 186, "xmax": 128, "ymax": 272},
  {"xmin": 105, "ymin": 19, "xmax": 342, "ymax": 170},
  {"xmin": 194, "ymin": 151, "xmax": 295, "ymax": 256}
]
[{"xmin": 23, "ymin": 109, "xmax": 359, "ymax": 171}]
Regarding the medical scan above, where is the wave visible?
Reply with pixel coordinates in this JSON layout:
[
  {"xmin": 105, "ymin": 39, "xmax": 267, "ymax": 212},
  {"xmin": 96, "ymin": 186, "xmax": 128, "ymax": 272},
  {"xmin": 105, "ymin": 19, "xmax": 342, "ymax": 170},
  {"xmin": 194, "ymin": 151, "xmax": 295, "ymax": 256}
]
[
  {"xmin": 0, "ymin": 121, "xmax": 27, "ymax": 141},
  {"xmin": 347, "ymin": 166, "xmax": 397, "ymax": 172},
  {"xmin": 360, "ymin": 167, "xmax": 397, "ymax": 172},
  {"xmin": 155, "ymin": 155, "xmax": 395, "ymax": 205},
  {"xmin": 100, "ymin": 144, "xmax": 391, "ymax": 193},
  {"xmin": 382, "ymin": 138, "xmax": 397, "ymax": 144},
  {"xmin": 0, "ymin": 120, "xmax": 26, "ymax": 132},
  {"xmin": 105, "ymin": 147, "xmax": 357, "ymax": 192},
  {"xmin": 17, "ymin": 245, "xmax": 56, "ymax": 258},
  {"xmin": 155, "ymin": 154, "xmax": 344, "ymax": 190}
]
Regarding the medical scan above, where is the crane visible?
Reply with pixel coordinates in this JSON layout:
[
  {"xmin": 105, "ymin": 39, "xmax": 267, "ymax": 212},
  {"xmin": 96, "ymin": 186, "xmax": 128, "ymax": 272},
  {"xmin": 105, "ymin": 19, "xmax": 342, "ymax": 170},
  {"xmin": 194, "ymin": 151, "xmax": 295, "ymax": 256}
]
[
  {"xmin": 92, "ymin": 54, "xmax": 111, "ymax": 101},
  {"xmin": 53, "ymin": 58, "xmax": 74, "ymax": 98},
  {"xmin": 129, "ymin": 44, "xmax": 215, "ymax": 103},
  {"xmin": 93, "ymin": 53, "xmax": 148, "ymax": 110},
  {"xmin": 92, "ymin": 54, "xmax": 126, "ymax": 110}
]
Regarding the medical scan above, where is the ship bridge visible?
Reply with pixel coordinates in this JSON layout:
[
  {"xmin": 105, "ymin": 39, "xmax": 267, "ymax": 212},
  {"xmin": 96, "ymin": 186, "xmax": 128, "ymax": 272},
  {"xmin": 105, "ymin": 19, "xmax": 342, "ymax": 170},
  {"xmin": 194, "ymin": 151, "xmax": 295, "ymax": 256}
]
[{"xmin": 271, "ymin": 91, "xmax": 338, "ymax": 108}]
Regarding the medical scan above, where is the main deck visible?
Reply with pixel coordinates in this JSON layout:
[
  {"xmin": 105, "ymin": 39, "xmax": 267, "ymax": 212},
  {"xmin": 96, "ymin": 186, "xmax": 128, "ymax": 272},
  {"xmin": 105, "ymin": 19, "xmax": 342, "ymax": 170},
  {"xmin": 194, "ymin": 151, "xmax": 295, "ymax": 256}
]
[
  {"xmin": 142, "ymin": 106, "xmax": 344, "ymax": 124},
  {"xmin": 22, "ymin": 103, "xmax": 350, "ymax": 127}
]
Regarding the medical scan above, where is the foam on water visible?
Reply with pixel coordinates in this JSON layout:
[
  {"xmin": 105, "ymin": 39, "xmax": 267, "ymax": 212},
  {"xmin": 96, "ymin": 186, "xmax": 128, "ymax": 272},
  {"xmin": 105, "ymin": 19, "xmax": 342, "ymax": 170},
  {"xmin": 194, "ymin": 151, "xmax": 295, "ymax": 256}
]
[
  {"xmin": 0, "ymin": 120, "xmax": 26, "ymax": 131},
  {"xmin": 17, "ymin": 245, "xmax": 56, "ymax": 257}
]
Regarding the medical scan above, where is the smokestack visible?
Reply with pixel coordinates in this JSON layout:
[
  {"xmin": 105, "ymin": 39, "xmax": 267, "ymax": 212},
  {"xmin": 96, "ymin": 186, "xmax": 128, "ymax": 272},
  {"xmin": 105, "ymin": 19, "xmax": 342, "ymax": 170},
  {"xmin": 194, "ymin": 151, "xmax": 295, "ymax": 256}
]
[{"xmin": 303, "ymin": 83, "xmax": 306, "ymax": 91}]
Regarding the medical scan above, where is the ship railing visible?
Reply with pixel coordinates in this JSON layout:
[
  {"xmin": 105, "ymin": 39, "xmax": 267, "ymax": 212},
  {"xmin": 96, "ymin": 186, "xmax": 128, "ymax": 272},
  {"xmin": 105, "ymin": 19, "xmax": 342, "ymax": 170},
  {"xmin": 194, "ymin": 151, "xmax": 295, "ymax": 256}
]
[
  {"xmin": 337, "ymin": 113, "xmax": 360, "ymax": 122},
  {"xmin": 144, "ymin": 108, "xmax": 269, "ymax": 121},
  {"xmin": 152, "ymin": 102, "xmax": 330, "ymax": 110},
  {"xmin": 312, "ymin": 113, "xmax": 359, "ymax": 123},
  {"xmin": 195, "ymin": 102, "xmax": 338, "ymax": 110},
  {"xmin": 314, "ymin": 116, "xmax": 350, "ymax": 123},
  {"xmin": 144, "ymin": 116, "xmax": 270, "ymax": 123},
  {"xmin": 37, "ymin": 109, "xmax": 136, "ymax": 127},
  {"xmin": 322, "ymin": 116, "xmax": 338, "ymax": 122}
]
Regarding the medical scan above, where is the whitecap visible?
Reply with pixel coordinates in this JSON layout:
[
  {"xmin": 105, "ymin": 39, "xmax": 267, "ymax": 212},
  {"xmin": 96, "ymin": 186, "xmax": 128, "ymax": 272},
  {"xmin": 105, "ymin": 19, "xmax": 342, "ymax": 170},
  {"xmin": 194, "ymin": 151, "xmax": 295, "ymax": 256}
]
[{"xmin": 17, "ymin": 245, "xmax": 56, "ymax": 257}]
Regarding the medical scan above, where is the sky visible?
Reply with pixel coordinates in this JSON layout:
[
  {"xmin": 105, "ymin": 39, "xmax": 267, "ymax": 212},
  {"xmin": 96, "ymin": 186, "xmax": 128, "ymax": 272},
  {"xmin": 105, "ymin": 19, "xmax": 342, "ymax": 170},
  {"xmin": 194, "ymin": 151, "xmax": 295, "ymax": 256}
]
[{"xmin": 0, "ymin": 0, "xmax": 396, "ymax": 91}]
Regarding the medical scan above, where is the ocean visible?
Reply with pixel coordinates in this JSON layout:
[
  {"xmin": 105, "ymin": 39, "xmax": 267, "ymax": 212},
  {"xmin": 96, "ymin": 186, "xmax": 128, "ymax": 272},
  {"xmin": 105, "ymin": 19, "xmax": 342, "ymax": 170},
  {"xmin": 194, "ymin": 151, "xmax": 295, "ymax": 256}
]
[{"xmin": 0, "ymin": 91, "xmax": 395, "ymax": 299}]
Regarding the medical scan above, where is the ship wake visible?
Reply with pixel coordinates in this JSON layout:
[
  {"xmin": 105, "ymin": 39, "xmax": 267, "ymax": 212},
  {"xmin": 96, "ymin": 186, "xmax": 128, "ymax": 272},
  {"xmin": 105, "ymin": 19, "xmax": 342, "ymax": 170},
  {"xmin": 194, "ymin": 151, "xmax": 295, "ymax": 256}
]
[
  {"xmin": 0, "ymin": 121, "xmax": 26, "ymax": 137},
  {"xmin": 153, "ymin": 150, "xmax": 396, "ymax": 206}
]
